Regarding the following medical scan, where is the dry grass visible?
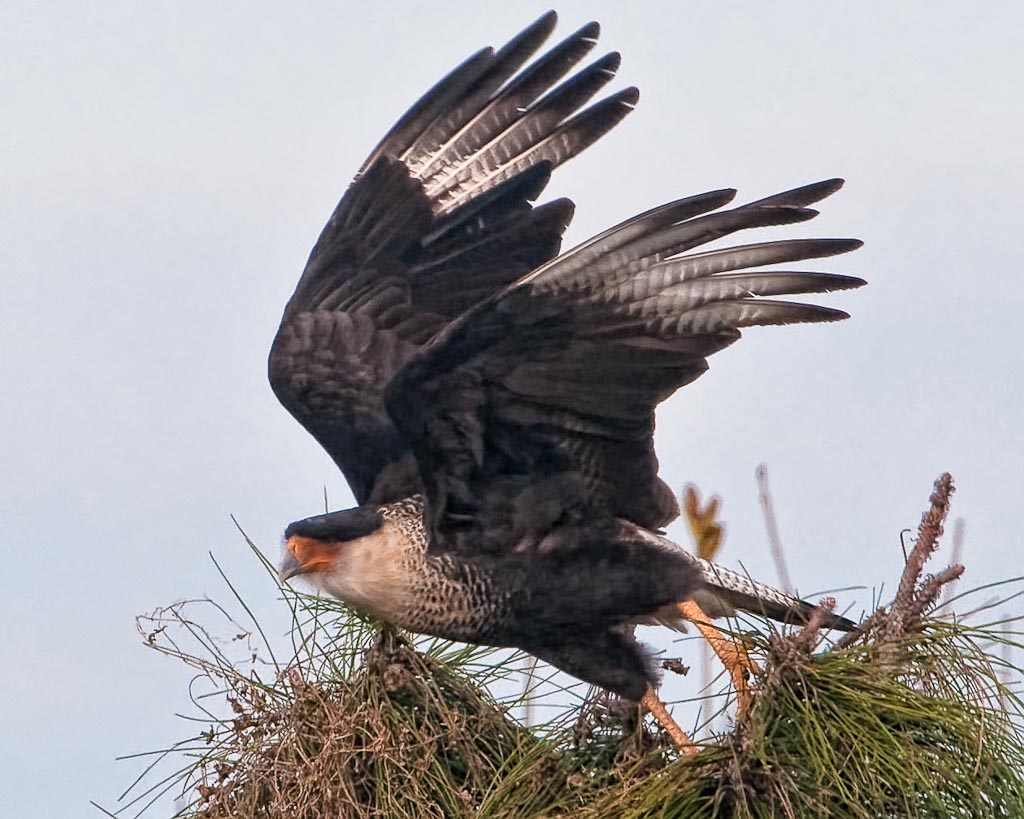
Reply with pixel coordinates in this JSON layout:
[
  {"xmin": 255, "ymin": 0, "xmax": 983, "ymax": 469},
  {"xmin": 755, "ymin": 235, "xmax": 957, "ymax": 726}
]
[
  {"xmin": 185, "ymin": 630, "xmax": 565, "ymax": 818},
  {"xmin": 102, "ymin": 475, "xmax": 1024, "ymax": 818}
]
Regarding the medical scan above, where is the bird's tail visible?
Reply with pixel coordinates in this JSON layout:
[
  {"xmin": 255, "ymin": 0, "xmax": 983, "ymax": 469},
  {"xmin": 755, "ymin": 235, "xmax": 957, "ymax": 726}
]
[
  {"xmin": 693, "ymin": 557, "xmax": 856, "ymax": 631},
  {"xmin": 621, "ymin": 521, "xmax": 856, "ymax": 632}
]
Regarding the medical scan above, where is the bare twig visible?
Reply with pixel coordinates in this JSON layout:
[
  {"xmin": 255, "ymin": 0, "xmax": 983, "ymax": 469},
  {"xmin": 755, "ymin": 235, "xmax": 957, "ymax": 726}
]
[
  {"xmin": 795, "ymin": 598, "xmax": 837, "ymax": 653},
  {"xmin": 756, "ymin": 464, "xmax": 794, "ymax": 595},
  {"xmin": 835, "ymin": 610, "xmax": 884, "ymax": 650},
  {"xmin": 521, "ymin": 654, "xmax": 540, "ymax": 726},
  {"xmin": 907, "ymin": 565, "xmax": 966, "ymax": 624},
  {"xmin": 764, "ymin": 598, "xmax": 838, "ymax": 684}
]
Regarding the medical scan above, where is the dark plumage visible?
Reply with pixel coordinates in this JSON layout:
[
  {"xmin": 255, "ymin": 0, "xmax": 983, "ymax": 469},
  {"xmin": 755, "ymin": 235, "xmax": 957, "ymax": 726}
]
[{"xmin": 271, "ymin": 13, "xmax": 860, "ymax": 719}]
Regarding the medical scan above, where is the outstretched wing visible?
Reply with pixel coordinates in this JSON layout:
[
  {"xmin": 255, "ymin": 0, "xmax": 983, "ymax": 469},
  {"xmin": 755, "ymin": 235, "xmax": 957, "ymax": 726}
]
[
  {"xmin": 386, "ymin": 180, "xmax": 864, "ymax": 554},
  {"xmin": 269, "ymin": 12, "xmax": 638, "ymax": 504}
]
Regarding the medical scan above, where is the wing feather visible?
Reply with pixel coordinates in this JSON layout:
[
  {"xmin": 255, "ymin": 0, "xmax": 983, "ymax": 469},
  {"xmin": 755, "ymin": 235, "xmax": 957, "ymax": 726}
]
[
  {"xmin": 386, "ymin": 181, "xmax": 864, "ymax": 551},
  {"xmin": 269, "ymin": 14, "xmax": 635, "ymax": 503},
  {"xmin": 412, "ymin": 19, "xmax": 600, "ymax": 179}
]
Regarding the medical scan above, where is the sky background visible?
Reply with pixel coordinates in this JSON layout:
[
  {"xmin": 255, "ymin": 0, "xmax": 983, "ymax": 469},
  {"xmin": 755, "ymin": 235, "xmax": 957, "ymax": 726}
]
[{"xmin": 3, "ymin": 2, "xmax": 1023, "ymax": 815}]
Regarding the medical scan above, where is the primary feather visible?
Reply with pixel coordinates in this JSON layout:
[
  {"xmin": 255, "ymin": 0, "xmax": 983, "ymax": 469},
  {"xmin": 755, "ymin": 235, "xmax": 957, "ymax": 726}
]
[
  {"xmin": 273, "ymin": 14, "xmax": 862, "ymax": 711},
  {"xmin": 269, "ymin": 13, "xmax": 634, "ymax": 504}
]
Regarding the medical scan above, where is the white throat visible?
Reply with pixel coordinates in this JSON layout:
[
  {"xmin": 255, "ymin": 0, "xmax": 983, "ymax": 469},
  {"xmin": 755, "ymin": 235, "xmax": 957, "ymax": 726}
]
[{"xmin": 312, "ymin": 520, "xmax": 413, "ymax": 622}]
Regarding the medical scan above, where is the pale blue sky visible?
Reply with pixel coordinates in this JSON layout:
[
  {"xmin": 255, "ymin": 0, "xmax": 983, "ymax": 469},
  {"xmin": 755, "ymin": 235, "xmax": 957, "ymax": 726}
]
[{"xmin": 2, "ymin": 2, "xmax": 1022, "ymax": 815}]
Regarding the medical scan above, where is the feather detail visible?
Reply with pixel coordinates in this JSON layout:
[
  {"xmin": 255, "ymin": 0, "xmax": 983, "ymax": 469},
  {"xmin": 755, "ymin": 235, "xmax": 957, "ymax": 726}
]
[
  {"xmin": 698, "ymin": 558, "xmax": 855, "ymax": 631},
  {"xmin": 388, "ymin": 177, "xmax": 863, "ymax": 541}
]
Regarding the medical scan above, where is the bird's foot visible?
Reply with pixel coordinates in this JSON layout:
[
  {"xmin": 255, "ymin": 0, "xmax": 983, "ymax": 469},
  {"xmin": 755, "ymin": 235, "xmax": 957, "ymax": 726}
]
[
  {"xmin": 677, "ymin": 599, "xmax": 761, "ymax": 720},
  {"xmin": 640, "ymin": 686, "xmax": 699, "ymax": 754}
]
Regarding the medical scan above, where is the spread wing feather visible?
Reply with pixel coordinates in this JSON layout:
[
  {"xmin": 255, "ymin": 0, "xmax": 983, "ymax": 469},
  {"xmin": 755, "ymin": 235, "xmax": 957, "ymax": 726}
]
[
  {"xmin": 269, "ymin": 14, "xmax": 636, "ymax": 504},
  {"xmin": 386, "ymin": 180, "xmax": 864, "ymax": 554}
]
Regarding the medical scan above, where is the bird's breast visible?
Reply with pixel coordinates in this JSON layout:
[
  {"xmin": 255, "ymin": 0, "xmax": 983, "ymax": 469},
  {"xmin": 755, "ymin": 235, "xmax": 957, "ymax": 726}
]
[{"xmin": 316, "ymin": 518, "xmax": 502, "ymax": 640}]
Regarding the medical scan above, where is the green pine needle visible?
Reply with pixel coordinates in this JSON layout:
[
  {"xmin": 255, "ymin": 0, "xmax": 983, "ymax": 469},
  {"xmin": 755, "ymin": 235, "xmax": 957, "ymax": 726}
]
[{"xmin": 103, "ymin": 489, "xmax": 1024, "ymax": 819}]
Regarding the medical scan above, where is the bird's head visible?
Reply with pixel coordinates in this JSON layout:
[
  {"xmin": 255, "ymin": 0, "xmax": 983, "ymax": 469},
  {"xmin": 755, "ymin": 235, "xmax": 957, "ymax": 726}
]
[{"xmin": 278, "ymin": 506, "xmax": 384, "ymax": 583}]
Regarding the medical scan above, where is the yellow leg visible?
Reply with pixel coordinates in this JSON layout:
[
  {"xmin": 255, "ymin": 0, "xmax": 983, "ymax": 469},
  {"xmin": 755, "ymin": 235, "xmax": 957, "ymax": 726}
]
[
  {"xmin": 640, "ymin": 685, "xmax": 699, "ymax": 754},
  {"xmin": 678, "ymin": 599, "xmax": 760, "ymax": 720}
]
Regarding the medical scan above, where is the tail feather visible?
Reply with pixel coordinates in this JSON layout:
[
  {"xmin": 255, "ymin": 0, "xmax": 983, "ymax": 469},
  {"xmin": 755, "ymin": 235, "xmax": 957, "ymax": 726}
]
[
  {"xmin": 623, "ymin": 521, "xmax": 856, "ymax": 632},
  {"xmin": 697, "ymin": 558, "xmax": 856, "ymax": 631}
]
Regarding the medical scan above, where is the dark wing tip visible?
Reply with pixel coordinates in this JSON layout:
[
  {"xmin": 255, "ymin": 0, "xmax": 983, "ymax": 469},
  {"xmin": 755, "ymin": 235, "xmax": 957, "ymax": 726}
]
[
  {"xmin": 793, "ymin": 304, "xmax": 851, "ymax": 323},
  {"xmin": 578, "ymin": 20, "xmax": 601, "ymax": 42},
  {"xmin": 830, "ymin": 238, "xmax": 864, "ymax": 255},
  {"xmin": 840, "ymin": 275, "xmax": 868, "ymax": 290},
  {"xmin": 619, "ymin": 85, "xmax": 640, "ymax": 107},
  {"xmin": 533, "ymin": 9, "xmax": 559, "ymax": 32},
  {"xmin": 820, "ymin": 307, "xmax": 851, "ymax": 322},
  {"xmin": 795, "ymin": 178, "xmax": 845, "ymax": 202},
  {"xmin": 790, "ymin": 598, "xmax": 858, "ymax": 631},
  {"xmin": 814, "ymin": 177, "xmax": 845, "ymax": 197},
  {"xmin": 725, "ymin": 301, "xmax": 855, "ymax": 328},
  {"xmin": 801, "ymin": 237, "xmax": 863, "ymax": 258},
  {"xmin": 748, "ymin": 178, "xmax": 846, "ymax": 209},
  {"xmin": 495, "ymin": 11, "xmax": 559, "ymax": 62},
  {"xmin": 594, "ymin": 50, "xmax": 623, "ymax": 75}
]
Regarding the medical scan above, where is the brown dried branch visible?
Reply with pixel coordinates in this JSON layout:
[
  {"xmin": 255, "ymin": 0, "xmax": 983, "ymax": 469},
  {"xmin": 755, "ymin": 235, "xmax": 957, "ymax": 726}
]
[
  {"xmin": 835, "ymin": 610, "xmax": 883, "ymax": 650},
  {"xmin": 887, "ymin": 472, "xmax": 954, "ymax": 635},
  {"xmin": 838, "ymin": 474, "xmax": 965, "ymax": 658},
  {"xmin": 762, "ymin": 598, "xmax": 838, "ymax": 682},
  {"xmin": 796, "ymin": 598, "xmax": 837, "ymax": 652},
  {"xmin": 907, "ymin": 564, "xmax": 966, "ymax": 624}
]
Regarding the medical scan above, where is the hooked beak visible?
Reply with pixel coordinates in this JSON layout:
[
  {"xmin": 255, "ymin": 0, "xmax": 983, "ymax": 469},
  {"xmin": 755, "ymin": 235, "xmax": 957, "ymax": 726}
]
[{"xmin": 279, "ymin": 550, "xmax": 303, "ymax": 583}]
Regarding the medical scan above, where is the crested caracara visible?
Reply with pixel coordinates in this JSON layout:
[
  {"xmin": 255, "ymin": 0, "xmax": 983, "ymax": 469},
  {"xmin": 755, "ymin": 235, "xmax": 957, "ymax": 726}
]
[{"xmin": 269, "ymin": 12, "xmax": 860, "ymax": 749}]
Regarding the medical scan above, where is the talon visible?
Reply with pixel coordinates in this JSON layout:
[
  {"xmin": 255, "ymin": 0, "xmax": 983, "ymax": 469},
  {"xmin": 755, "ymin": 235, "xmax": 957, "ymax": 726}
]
[{"xmin": 640, "ymin": 686, "xmax": 699, "ymax": 754}]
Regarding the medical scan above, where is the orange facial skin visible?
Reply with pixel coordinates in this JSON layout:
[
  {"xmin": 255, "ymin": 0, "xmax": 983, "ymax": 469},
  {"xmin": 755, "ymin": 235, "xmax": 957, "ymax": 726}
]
[{"xmin": 280, "ymin": 536, "xmax": 340, "ymax": 579}]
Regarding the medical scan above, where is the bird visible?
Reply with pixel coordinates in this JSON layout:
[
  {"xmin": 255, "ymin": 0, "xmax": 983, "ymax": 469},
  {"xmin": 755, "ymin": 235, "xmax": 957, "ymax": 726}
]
[{"xmin": 270, "ymin": 12, "xmax": 860, "ymax": 750}]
